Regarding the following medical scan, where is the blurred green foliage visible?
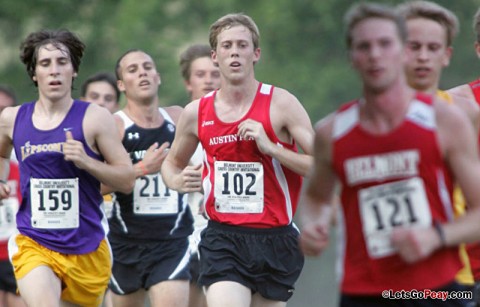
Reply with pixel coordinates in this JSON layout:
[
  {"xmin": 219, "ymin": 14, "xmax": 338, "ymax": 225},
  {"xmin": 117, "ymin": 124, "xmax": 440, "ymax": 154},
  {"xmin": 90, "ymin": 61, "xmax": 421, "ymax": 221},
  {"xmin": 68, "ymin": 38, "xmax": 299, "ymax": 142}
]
[{"xmin": 0, "ymin": 0, "xmax": 478, "ymax": 123}]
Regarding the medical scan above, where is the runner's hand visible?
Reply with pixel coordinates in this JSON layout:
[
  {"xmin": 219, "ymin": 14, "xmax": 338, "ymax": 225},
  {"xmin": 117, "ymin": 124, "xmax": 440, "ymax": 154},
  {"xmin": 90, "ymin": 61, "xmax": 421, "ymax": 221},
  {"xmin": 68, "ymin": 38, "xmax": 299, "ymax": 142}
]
[
  {"xmin": 391, "ymin": 226, "xmax": 439, "ymax": 263},
  {"xmin": 238, "ymin": 119, "xmax": 274, "ymax": 155},
  {"xmin": 141, "ymin": 142, "xmax": 170, "ymax": 174},
  {"xmin": 64, "ymin": 131, "xmax": 90, "ymax": 170},
  {"xmin": 0, "ymin": 181, "xmax": 10, "ymax": 200},
  {"xmin": 299, "ymin": 223, "xmax": 330, "ymax": 256},
  {"xmin": 171, "ymin": 164, "xmax": 202, "ymax": 193}
]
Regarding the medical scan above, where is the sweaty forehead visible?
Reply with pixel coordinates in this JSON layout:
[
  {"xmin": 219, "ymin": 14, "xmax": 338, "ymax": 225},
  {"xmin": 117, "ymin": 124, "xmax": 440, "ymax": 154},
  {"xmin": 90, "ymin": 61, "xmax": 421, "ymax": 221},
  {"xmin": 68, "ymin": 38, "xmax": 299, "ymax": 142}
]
[
  {"xmin": 218, "ymin": 25, "xmax": 252, "ymax": 42},
  {"xmin": 37, "ymin": 43, "xmax": 70, "ymax": 60},
  {"xmin": 406, "ymin": 18, "xmax": 447, "ymax": 43},
  {"xmin": 120, "ymin": 51, "xmax": 153, "ymax": 68}
]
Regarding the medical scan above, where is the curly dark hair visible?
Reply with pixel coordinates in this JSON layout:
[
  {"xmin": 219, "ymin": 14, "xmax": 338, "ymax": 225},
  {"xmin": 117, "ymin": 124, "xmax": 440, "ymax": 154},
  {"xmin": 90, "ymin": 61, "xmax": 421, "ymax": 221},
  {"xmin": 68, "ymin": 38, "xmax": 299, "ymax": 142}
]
[{"xmin": 20, "ymin": 29, "xmax": 85, "ymax": 87}]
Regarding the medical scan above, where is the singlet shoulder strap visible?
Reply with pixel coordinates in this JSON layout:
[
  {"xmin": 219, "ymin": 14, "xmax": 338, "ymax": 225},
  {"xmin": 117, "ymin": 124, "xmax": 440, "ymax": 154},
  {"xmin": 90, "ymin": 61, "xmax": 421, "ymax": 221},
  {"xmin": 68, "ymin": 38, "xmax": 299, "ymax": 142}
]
[
  {"xmin": 114, "ymin": 110, "xmax": 134, "ymax": 129},
  {"xmin": 468, "ymin": 79, "xmax": 480, "ymax": 103},
  {"xmin": 159, "ymin": 108, "xmax": 174, "ymax": 124}
]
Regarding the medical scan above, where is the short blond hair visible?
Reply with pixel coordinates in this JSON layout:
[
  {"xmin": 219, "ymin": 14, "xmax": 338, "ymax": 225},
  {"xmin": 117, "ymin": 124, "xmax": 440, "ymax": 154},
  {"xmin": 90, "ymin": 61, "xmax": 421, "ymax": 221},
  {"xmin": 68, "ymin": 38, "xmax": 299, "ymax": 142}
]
[
  {"xmin": 344, "ymin": 2, "xmax": 407, "ymax": 49},
  {"xmin": 397, "ymin": 0, "xmax": 459, "ymax": 47},
  {"xmin": 209, "ymin": 13, "xmax": 260, "ymax": 50}
]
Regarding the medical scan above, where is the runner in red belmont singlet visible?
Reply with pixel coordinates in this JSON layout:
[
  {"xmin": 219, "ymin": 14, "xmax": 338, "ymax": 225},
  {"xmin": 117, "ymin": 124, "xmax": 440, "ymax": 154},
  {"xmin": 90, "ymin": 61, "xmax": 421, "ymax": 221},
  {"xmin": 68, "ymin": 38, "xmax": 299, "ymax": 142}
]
[
  {"xmin": 448, "ymin": 7, "xmax": 480, "ymax": 305},
  {"xmin": 301, "ymin": 3, "xmax": 480, "ymax": 307}
]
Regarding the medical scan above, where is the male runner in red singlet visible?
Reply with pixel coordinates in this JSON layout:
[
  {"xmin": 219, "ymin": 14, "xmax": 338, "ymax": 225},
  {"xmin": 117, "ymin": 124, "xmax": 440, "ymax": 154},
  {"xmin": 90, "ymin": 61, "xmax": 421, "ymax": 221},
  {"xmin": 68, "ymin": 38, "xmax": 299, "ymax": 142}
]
[
  {"xmin": 448, "ymin": 7, "xmax": 480, "ymax": 306},
  {"xmin": 448, "ymin": 7, "xmax": 480, "ymax": 105},
  {"xmin": 300, "ymin": 3, "xmax": 480, "ymax": 306},
  {"xmin": 399, "ymin": 1, "xmax": 480, "ymax": 298},
  {"xmin": 162, "ymin": 13, "xmax": 314, "ymax": 307},
  {"xmin": 0, "ymin": 85, "xmax": 25, "ymax": 307}
]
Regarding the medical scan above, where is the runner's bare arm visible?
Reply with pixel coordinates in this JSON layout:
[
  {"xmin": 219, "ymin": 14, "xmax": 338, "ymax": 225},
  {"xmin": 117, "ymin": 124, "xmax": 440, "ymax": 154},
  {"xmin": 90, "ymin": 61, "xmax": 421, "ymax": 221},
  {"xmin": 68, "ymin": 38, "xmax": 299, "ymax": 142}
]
[
  {"xmin": 392, "ymin": 100, "xmax": 480, "ymax": 263},
  {"xmin": 238, "ymin": 88, "xmax": 314, "ymax": 177},
  {"xmin": 162, "ymin": 100, "xmax": 202, "ymax": 193},
  {"xmin": 299, "ymin": 116, "xmax": 337, "ymax": 256},
  {"xmin": 78, "ymin": 105, "xmax": 135, "ymax": 194},
  {"xmin": 0, "ymin": 107, "xmax": 18, "ymax": 199}
]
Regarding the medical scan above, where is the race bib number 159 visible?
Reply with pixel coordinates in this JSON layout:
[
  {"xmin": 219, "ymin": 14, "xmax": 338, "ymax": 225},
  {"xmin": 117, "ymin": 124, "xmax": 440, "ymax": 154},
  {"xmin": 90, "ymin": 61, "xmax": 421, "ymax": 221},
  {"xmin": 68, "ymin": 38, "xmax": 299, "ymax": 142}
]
[{"xmin": 30, "ymin": 178, "xmax": 79, "ymax": 229}]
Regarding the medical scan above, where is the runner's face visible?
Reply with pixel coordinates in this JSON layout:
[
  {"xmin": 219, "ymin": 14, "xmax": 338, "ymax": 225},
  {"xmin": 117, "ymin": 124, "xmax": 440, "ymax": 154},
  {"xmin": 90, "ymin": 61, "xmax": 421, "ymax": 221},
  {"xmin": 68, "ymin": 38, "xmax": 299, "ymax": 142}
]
[
  {"xmin": 185, "ymin": 56, "xmax": 221, "ymax": 100},
  {"xmin": 35, "ymin": 43, "xmax": 75, "ymax": 102},
  {"xmin": 83, "ymin": 81, "xmax": 118, "ymax": 113},
  {"xmin": 212, "ymin": 25, "xmax": 260, "ymax": 84},
  {"xmin": 350, "ymin": 18, "xmax": 406, "ymax": 93},
  {"xmin": 404, "ymin": 17, "xmax": 451, "ymax": 93},
  {"xmin": 117, "ymin": 51, "xmax": 160, "ymax": 103}
]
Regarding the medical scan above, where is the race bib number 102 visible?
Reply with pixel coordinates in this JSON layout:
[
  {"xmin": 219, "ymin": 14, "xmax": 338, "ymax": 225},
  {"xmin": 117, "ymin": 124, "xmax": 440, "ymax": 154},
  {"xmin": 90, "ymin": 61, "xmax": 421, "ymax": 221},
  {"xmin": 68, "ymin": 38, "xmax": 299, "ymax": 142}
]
[{"xmin": 214, "ymin": 161, "xmax": 264, "ymax": 214}]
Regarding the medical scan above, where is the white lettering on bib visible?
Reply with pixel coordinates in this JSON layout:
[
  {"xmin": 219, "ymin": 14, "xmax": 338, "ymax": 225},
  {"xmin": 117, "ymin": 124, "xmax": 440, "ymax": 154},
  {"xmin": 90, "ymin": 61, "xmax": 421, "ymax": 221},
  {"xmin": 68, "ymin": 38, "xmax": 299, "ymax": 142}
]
[
  {"xmin": 30, "ymin": 178, "xmax": 79, "ymax": 229},
  {"xmin": 133, "ymin": 173, "xmax": 178, "ymax": 215},
  {"xmin": 214, "ymin": 161, "xmax": 264, "ymax": 213},
  {"xmin": 359, "ymin": 177, "xmax": 432, "ymax": 258}
]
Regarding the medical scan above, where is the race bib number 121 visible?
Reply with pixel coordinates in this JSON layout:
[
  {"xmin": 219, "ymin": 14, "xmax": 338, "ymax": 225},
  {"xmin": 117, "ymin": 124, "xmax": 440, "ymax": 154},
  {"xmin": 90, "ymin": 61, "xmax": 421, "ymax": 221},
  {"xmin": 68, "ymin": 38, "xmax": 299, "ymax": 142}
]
[{"xmin": 359, "ymin": 177, "xmax": 432, "ymax": 258}]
